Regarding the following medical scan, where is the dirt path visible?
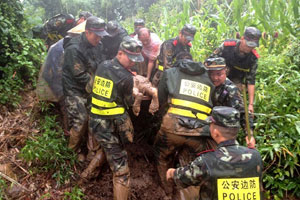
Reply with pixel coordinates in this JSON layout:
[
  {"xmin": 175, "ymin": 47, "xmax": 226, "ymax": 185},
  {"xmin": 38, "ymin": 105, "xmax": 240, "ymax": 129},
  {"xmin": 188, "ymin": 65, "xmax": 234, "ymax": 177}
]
[{"xmin": 0, "ymin": 88, "xmax": 167, "ymax": 199}]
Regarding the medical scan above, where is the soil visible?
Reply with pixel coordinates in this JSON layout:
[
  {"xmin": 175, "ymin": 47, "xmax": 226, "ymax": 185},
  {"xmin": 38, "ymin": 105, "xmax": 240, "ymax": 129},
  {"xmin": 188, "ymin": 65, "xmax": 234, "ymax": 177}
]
[{"xmin": 0, "ymin": 87, "xmax": 167, "ymax": 200}]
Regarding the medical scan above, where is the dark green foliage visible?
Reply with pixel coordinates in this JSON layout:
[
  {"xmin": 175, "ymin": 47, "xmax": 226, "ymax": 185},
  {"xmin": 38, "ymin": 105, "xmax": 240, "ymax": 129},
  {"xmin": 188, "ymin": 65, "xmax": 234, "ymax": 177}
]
[
  {"xmin": 0, "ymin": 0, "xmax": 45, "ymax": 107},
  {"xmin": 20, "ymin": 113, "xmax": 77, "ymax": 185},
  {"xmin": 255, "ymin": 38, "xmax": 300, "ymax": 199},
  {"xmin": 63, "ymin": 186, "xmax": 85, "ymax": 200}
]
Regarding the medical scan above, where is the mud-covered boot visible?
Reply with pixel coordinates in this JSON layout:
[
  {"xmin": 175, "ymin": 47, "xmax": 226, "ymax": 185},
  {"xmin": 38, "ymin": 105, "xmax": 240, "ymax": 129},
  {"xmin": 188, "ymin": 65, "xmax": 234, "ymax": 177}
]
[
  {"xmin": 68, "ymin": 128, "xmax": 82, "ymax": 151},
  {"xmin": 81, "ymin": 149, "xmax": 106, "ymax": 180},
  {"xmin": 86, "ymin": 130, "xmax": 101, "ymax": 161},
  {"xmin": 113, "ymin": 175, "xmax": 130, "ymax": 200}
]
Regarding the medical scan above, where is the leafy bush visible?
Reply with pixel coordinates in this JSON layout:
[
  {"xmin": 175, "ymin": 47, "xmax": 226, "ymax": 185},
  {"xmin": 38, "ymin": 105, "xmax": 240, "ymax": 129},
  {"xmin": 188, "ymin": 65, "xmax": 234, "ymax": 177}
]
[
  {"xmin": 20, "ymin": 113, "xmax": 76, "ymax": 185},
  {"xmin": 255, "ymin": 38, "xmax": 300, "ymax": 199},
  {"xmin": 64, "ymin": 186, "xmax": 85, "ymax": 200},
  {"xmin": 0, "ymin": 0, "xmax": 45, "ymax": 107}
]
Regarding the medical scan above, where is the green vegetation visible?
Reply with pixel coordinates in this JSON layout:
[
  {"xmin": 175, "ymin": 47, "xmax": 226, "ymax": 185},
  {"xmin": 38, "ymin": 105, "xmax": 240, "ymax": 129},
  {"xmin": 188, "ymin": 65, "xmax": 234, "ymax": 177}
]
[
  {"xmin": 0, "ymin": 0, "xmax": 299, "ymax": 199},
  {"xmin": 0, "ymin": 0, "xmax": 45, "ymax": 107},
  {"xmin": 0, "ymin": 178, "xmax": 7, "ymax": 200},
  {"xmin": 63, "ymin": 186, "xmax": 85, "ymax": 200},
  {"xmin": 20, "ymin": 111, "xmax": 77, "ymax": 185}
]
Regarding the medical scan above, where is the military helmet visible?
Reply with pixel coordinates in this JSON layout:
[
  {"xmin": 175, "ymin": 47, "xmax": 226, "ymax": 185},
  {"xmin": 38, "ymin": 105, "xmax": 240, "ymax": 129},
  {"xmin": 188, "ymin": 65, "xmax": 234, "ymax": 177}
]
[
  {"xmin": 243, "ymin": 27, "xmax": 262, "ymax": 47},
  {"xmin": 205, "ymin": 57, "xmax": 226, "ymax": 71}
]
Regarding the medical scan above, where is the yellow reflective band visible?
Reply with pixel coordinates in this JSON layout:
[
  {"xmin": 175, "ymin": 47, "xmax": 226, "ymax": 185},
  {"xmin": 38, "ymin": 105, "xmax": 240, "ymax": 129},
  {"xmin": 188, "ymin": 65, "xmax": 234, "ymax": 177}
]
[
  {"xmin": 158, "ymin": 65, "xmax": 164, "ymax": 71},
  {"xmin": 91, "ymin": 106, "xmax": 125, "ymax": 116},
  {"xmin": 171, "ymin": 98, "xmax": 211, "ymax": 114},
  {"xmin": 233, "ymin": 66, "xmax": 250, "ymax": 72},
  {"xmin": 92, "ymin": 97, "xmax": 117, "ymax": 108},
  {"xmin": 168, "ymin": 107, "xmax": 208, "ymax": 120}
]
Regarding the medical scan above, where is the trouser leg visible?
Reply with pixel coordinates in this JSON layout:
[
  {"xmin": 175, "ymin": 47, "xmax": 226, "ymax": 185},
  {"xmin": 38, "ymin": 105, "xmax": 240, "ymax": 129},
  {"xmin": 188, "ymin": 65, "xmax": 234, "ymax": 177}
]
[
  {"xmin": 81, "ymin": 148, "xmax": 106, "ymax": 180},
  {"xmin": 113, "ymin": 167, "xmax": 130, "ymax": 200}
]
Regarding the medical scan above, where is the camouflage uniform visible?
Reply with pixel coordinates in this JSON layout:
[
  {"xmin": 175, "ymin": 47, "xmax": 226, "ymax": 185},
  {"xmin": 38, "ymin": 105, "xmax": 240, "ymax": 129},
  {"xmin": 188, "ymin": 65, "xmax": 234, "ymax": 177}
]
[
  {"xmin": 62, "ymin": 17, "xmax": 108, "ymax": 151},
  {"xmin": 205, "ymin": 57, "xmax": 254, "ymax": 132},
  {"xmin": 154, "ymin": 59, "xmax": 215, "ymax": 198},
  {"xmin": 102, "ymin": 21, "xmax": 128, "ymax": 60},
  {"xmin": 152, "ymin": 24, "xmax": 196, "ymax": 87},
  {"xmin": 209, "ymin": 27, "xmax": 262, "ymax": 86},
  {"xmin": 172, "ymin": 107, "xmax": 263, "ymax": 200},
  {"xmin": 209, "ymin": 39, "xmax": 259, "ymax": 85},
  {"xmin": 42, "ymin": 14, "xmax": 76, "ymax": 49},
  {"xmin": 89, "ymin": 37, "xmax": 143, "ymax": 199},
  {"xmin": 213, "ymin": 78, "xmax": 254, "ymax": 131}
]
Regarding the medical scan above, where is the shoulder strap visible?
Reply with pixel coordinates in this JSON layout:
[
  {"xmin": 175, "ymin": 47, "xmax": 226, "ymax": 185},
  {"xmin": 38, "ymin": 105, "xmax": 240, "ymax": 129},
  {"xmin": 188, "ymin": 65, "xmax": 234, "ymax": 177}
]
[{"xmin": 224, "ymin": 40, "xmax": 237, "ymax": 46}]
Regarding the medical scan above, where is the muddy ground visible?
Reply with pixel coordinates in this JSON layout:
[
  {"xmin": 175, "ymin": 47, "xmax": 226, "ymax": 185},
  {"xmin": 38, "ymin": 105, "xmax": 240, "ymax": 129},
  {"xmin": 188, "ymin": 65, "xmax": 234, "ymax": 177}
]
[{"xmin": 0, "ymin": 87, "xmax": 167, "ymax": 200}]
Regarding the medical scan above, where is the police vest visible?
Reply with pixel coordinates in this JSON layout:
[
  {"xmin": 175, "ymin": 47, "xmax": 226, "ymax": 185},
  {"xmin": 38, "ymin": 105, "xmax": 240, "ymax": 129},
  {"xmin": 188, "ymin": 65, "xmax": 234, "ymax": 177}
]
[
  {"xmin": 165, "ymin": 65, "xmax": 214, "ymax": 122},
  {"xmin": 202, "ymin": 146, "xmax": 263, "ymax": 200},
  {"xmin": 222, "ymin": 39, "xmax": 258, "ymax": 74},
  {"xmin": 90, "ymin": 59, "xmax": 133, "ymax": 119}
]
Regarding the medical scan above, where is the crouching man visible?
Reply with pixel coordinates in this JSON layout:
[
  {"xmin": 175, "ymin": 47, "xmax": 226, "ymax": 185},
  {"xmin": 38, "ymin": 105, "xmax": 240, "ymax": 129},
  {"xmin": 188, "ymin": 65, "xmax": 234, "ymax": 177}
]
[{"xmin": 166, "ymin": 106, "xmax": 263, "ymax": 200}]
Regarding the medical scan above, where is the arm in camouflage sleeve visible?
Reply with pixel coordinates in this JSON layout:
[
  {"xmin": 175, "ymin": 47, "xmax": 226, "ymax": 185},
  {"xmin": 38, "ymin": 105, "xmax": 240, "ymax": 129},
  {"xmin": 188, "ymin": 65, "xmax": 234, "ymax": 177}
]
[
  {"xmin": 64, "ymin": 48, "xmax": 91, "ymax": 87},
  {"xmin": 225, "ymin": 85, "xmax": 254, "ymax": 133},
  {"xmin": 173, "ymin": 156, "xmax": 207, "ymax": 188},
  {"xmin": 209, "ymin": 42, "xmax": 225, "ymax": 58},
  {"xmin": 246, "ymin": 61, "xmax": 257, "ymax": 113},
  {"xmin": 162, "ymin": 42, "xmax": 175, "ymax": 69}
]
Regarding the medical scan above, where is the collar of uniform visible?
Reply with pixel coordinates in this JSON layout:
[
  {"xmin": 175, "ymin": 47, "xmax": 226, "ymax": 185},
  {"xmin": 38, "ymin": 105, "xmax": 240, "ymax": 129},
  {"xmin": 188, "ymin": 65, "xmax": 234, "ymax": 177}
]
[{"xmin": 217, "ymin": 139, "xmax": 239, "ymax": 148}]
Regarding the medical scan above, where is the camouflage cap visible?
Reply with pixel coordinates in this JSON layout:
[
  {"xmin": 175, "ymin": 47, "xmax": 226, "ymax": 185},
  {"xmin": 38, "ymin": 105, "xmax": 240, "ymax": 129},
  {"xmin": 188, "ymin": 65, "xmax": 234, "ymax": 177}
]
[
  {"xmin": 181, "ymin": 24, "xmax": 196, "ymax": 41},
  {"xmin": 119, "ymin": 36, "xmax": 144, "ymax": 62},
  {"xmin": 85, "ymin": 16, "xmax": 109, "ymax": 37},
  {"xmin": 243, "ymin": 27, "xmax": 262, "ymax": 48},
  {"xmin": 79, "ymin": 11, "xmax": 92, "ymax": 20},
  {"xmin": 107, "ymin": 20, "xmax": 120, "ymax": 37},
  {"xmin": 204, "ymin": 57, "xmax": 226, "ymax": 71},
  {"xmin": 207, "ymin": 106, "xmax": 240, "ymax": 128}
]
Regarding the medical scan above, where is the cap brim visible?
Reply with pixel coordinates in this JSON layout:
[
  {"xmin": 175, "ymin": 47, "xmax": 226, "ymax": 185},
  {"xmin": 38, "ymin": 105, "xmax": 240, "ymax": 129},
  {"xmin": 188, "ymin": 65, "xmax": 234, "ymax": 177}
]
[
  {"xmin": 206, "ymin": 66, "xmax": 226, "ymax": 71},
  {"xmin": 126, "ymin": 53, "xmax": 144, "ymax": 62},
  {"xmin": 245, "ymin": 40, "xmax": 259, "ymax": 48},
  {"xmin": 93, "ymin": 30, "xmax": 110, "ymax": 37}
]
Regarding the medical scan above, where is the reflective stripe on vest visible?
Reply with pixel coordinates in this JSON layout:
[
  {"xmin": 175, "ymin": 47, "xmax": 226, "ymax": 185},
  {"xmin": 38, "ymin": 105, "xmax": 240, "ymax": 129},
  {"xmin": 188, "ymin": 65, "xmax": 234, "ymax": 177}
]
[
  {"xmin": 168, "ymin": 107, "xmax": 208, "ymax": 120},
  {"xmin": 92, "ymin": 97, "xmax": 117, "ymax": 108},
  {"xmin": 91, "ymin": 106, "xmax": 125, "ymax": 116},
  {"xmin": 158, "ymin": 65, "xmax": 164, "ymax": 71},
  {"xmin": 171, "ymin": 98, "xmax": 212, "ymax": 114},
  {"xmin": 233, "ymin": 66, "xmax": 250, "ymax": 72}
]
